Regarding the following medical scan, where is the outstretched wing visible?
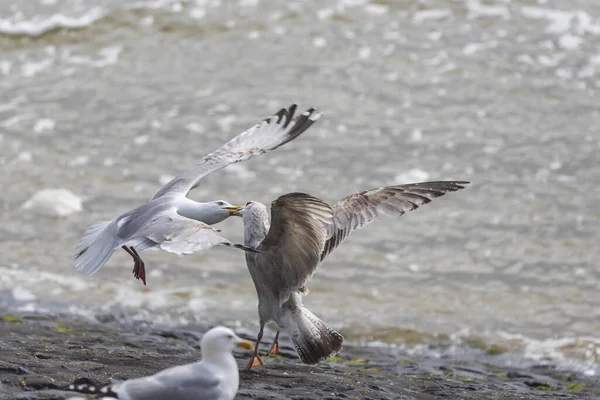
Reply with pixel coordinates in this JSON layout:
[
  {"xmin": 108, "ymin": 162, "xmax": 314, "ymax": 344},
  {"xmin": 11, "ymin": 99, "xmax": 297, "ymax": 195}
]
[
  {"xmin": 128, "ymin": 208, "xmax": 255, "ymax": 255},
  {"xmin": 255, "ymin": 193, "xmax": 333, "ymax": 299},
  {"xmin": 321, "ymin": 181, "xmax": 470, "ymax": 261},
  {"xmin": 153, "ymin": 105, "xmax": 322, "ymax": 199}
]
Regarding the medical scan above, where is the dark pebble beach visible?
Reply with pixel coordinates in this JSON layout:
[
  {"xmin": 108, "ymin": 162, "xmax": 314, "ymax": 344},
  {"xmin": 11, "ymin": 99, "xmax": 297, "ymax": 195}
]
[{"xmin": 1, "ymin": 312, "xmax": 598, "ymax": 400}]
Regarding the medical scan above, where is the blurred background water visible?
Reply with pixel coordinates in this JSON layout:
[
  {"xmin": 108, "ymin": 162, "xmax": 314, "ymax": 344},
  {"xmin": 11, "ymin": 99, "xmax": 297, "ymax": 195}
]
[{"xmin": 1, "ymin": 0, "xmax": 599, "ymax": 375}]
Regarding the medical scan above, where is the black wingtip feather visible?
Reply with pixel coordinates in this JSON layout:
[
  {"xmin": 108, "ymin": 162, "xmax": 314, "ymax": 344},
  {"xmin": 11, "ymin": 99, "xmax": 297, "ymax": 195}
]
[
  {"xmin": 283, "ymin": 104, "xmax": 298, "ymax": 128},
  {"xmin": 66, "ymin": 377, "xmax": 118, "ymax": 398},
  {"xmin": 272, "ymin": 107, "xmax": 321, "ymax": 149},
  {"xmin": 273, "ymin": 108, "xmax": 287, "ymax": 124},
  {"xmin": 222, "ymin": 243, "xmax": 262, "ymax": 253}
]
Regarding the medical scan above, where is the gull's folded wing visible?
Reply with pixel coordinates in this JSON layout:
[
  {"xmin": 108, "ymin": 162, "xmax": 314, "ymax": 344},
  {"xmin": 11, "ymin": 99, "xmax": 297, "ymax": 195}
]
[
  {"xmin": 115, "ymin": 362, "xmax": 223, "ymax": 400},
  {"xmin": 128, "ymin": 207, "xmax": 254, "ymax": 254},
  {"xmin": 255, "ymin": 192, "xmax": 333, "ymax": 300}
]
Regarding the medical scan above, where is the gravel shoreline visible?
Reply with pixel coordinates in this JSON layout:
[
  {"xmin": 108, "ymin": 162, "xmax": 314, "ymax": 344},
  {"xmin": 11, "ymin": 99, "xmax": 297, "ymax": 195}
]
[{"xmin": 1, "ymin": 312, "xmax": 598, "ymax": 400}]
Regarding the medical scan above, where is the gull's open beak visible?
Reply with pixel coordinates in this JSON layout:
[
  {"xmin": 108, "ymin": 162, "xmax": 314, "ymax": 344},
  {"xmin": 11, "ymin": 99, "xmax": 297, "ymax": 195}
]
[
  {"xmin": 224, "ymin": 205, "xmax": 243, "ymax": 215},
  {"xmin": 236, "ymin": 339, "xmax": 254, "ymax": 350}
]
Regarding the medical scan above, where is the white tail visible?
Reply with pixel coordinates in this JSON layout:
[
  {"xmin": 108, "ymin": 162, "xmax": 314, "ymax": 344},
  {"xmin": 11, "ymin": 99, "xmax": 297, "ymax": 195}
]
[
  {"xmin": 282, "ymin": 295, "xmax": 344, "ymax": 364},
  {"xmin": 73, "ymin": 220, "xmax": 118, "ymax": 275}
]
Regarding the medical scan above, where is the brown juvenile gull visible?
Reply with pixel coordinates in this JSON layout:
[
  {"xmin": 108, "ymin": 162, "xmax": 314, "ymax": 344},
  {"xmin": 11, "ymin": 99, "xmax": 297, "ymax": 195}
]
[
  {"xmin": 66, "ymin": 326, "xmax": 254, "ymax": 400},
  {"xmin": 235, "ymin": 181, "xmax": 469, "ymax": 368},
  {"xmin": 74, "ymin": 105, "xmax": 322, "ymax": 285}
]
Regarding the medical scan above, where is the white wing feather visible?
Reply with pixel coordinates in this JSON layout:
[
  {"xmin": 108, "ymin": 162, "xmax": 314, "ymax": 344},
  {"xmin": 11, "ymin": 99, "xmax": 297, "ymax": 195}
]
[{"xmin": 153, "ymin": 105, "xmax": 322, "ymax": 199}]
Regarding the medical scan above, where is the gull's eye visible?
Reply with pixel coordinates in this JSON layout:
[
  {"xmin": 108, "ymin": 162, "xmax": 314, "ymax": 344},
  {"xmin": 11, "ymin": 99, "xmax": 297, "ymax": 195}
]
[
  {"xmin": 227, "ymin": 334, "xmax": 234, "ymax": 339},
  {"xmin": 217, "ymin": 201, "xmax": 224, "ymax": 206},
  {"xmin": 245, "ymin": 202, "xmax": 251, "ymax": 206}
]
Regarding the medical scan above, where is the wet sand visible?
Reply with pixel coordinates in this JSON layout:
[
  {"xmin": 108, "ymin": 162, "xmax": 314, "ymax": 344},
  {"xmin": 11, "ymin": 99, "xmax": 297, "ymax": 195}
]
[{"xmin": 1, "ymin": 312, "xmax": 598, "ymax": 400}]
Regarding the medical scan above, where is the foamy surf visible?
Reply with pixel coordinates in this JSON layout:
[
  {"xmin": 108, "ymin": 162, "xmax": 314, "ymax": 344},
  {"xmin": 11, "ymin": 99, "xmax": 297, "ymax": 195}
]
[
  {"xmin": 22, "ymin": 188, "xmax": 83, "ymax": 217},
  {"xmin": 0, "ymin": 8, "xmax": 105, "ymax": 37}
]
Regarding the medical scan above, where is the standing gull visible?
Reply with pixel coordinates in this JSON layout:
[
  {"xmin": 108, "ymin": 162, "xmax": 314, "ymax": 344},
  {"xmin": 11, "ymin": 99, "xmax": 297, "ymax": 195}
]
[
  {"xmin": 74, "ymin": 105, "xmax": 322, "ymax": 285},
  {"xmin": 235, "ymin": 181, "xmax": 469, "ymax": 368},
  {"xmin": 66, "ymin": 326, "xmax": 254, "ymax": 400}
]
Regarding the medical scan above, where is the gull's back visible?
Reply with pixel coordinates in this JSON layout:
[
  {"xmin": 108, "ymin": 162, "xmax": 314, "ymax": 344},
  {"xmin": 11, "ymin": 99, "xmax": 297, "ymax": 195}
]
[{"xmin": 114, "ymin": 197, "xmax": 173, "ymax": 241}]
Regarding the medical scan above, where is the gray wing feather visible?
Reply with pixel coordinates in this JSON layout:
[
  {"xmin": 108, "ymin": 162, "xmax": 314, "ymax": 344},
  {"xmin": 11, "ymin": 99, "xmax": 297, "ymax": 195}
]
[
  {"xmin": 116, "ymin": 362, "xmax": 222, "ymax": 400},
  {"xmin": 321, "ymin": 181, "xmax": 470, "ymax": 261},
  {"xmin": 255, "ymin": 193, "xmax": 333, "ymax": 303},
  {"xmin": 127, "ymin": 208, "xmax": 238, "ymax": 254},
  {"xmin": 153, "ymin": 105, "xmax": 322, "ymax": 199}
]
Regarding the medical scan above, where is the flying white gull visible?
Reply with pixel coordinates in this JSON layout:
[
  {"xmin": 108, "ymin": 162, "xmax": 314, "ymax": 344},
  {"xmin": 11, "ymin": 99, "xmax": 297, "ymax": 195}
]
[
  {"xmin": 66, "ymin": 326, "xmax": 254, "ymax": 400},
  {"xmin": 74, "ymin": 105, "xmax": 322, "ymax": 285},
  {"xmin": 235, "ymin": 181, "xmax": 469, "ymax": 368}
]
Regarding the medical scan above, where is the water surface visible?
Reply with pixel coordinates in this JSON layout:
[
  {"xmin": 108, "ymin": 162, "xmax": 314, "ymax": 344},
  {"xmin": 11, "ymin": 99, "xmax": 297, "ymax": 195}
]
[{"xmin": 1, "ymin": 0, "xmax": 599, "ymax": 375}]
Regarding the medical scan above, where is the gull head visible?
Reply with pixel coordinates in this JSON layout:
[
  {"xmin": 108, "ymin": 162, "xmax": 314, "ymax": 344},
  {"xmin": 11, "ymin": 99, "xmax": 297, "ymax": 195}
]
[
  {"xmin": 232, "ymin": 201, "xmax": 267, "ymax": 219},
  {"xmin": 201, "ymin": 326, "xmax": 254, "ymax": 357},
  {"xmin": 204, "ymin": 200, "xmax": 244, "ymax": 223}
]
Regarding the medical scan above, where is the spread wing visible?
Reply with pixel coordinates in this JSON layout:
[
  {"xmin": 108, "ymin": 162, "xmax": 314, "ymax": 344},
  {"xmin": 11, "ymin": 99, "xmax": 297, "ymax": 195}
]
[
  {"xmin": 254, "ymin": 193, "xmax": 333, "ymax": 300},
  {"xmin": 115, "ymin": 362, "xmax": 224, "ymax": 400},
  {"xmin": 128, "ymin": 207, "xmax": 255, "ymax": 254},
  {"xmin": 321, "ymin": 181, "xmax": 470, "ymax": 261},
  {"xmin": 152, "ymin": 105, "xmax": 322, "ymax": 199}
]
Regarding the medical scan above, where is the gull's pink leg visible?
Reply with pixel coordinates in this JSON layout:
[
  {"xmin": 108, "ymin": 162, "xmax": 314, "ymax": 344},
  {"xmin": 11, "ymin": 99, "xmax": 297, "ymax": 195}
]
[
  {"xmin": 246, "ymin": 325, "xmax": 265, "ymax": 370},
  {"xmin": 121, "ymin": 246, "xmax": 147, "ymax": 285},
  {"xmin": 267, "ymin": 330, "xmax": 280, "ymax": 355}
]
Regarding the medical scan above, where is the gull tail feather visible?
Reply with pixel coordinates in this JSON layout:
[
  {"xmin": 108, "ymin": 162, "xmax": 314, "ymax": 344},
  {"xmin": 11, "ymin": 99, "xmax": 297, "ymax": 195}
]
[
  {"xmin": 67, "ymin": 377, "xmax": 118, "ymax": 398},
  {"xmin": 283, "ymin": 297, "xmax": 344, "ymax": 364},
  {"xmin": 74, "ymin": 220, "xmax": 118, "ymax": 275}
]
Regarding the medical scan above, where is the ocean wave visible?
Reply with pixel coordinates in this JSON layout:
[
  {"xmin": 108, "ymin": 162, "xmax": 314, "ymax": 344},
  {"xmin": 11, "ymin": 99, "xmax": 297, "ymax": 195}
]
[
  {"xmin": 0, "ymin": 7, "xmax": 105, "ymax": 37},
  {"xmin": 0, "ymin": 0, "xmax": 231, "ymax": 39}
]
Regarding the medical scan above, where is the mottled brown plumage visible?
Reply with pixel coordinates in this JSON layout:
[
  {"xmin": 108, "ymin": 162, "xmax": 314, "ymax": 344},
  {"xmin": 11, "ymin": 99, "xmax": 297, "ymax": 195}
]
[{"xmin": 238, "ymin": 181, "xmax": 469, "ymax": 368}]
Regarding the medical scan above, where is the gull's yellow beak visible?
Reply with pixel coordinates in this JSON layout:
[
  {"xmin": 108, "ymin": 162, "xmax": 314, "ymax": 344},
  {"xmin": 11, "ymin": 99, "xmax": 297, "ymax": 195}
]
[
  {"xmin": 236, "ymin": 339, "xmax": 254, "ymax": 350},
  {"xmin": 224, "ymin": 205, "xmax": 243, "ymax": 215}
]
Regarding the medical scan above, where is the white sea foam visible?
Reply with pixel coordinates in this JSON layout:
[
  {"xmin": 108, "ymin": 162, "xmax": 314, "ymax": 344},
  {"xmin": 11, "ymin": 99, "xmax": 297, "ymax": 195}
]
[
  {"xmin": 313, "ymin": 37, "xmax": 327, "ymax": 48},
  {"xmin": 134, "ymin": 135, "xmax": 150, "ymax": 146},
  {"xmin": 12, "ymin": 286, "xmax": 36, "ymax": 302},
  {"xmin": 22, "ymin": 188, "xmax": 83, "ymax": 217},
  {"xmin": 394, "ymin": 168, "xmax": 430, "ymax": 183},
  {"xmin": 239, "ymin": 0, "xmax": 259, "ymax": 7},
  {"xmin": 190, "ymin": 7, "xmax": 206, "ymax": 20},
  {"xmin": 33, "ymin": 118, "xmax": 56, "ymax": 134},
  {"xmin": 465, "ymin": 0, "xmax": 510, "ymax": 20},
  {"xmin": 521, "ymin": 6, "xmax": 600, "ymax": 36},
  {"xmin": 18, "ymin": 151, "xmax": 32, "ymax": 162},
  {"xmin": 21, "ymin": 59, "xmax": 53, "ymax": 77},
  {"xmin": 558, "ymin": 33, "xmax": 583, "ymax": 50},
  {"xmin": 358, "ymin": 47, "xmax": 371, "ymax": 60},
  {"xmin": 158, "ymin": 174, "xmax": 175, "ymax": 185},
  {"xmin": 317, "ymin": 8, "xmax": 335, "ymax": 20},
  {"xmin": 0, "ymin": 267, "xmax": 90, "ymax": 292},
  {"xmin": 68, "ymin": 155, "xmax": 90, "ymax": 167},
  {"xmin": 497, "ymin": 331, "xmax": 600, "ymax": 374},
  {"xmin": 413, "ymin": 9, "xmax": 452, "ymax": 24},
  {"xmin": 410, "ymin": 129, "xmax": 423, "ymax": 142},
  {"xmin": 364, "ymin": 4, "xmax": 387, "ymax": 16},
  {"xmin": 222, "ymin": 163, "xmax": 256, "ymax": 179},
  {"xmin": 64, "ymin": 45, "xmax": 123, "ymax": 68},
  {"xmin": 0, "ymin": 60, "xmax": 11, "ymax": 75},
  {"xmin": 185, "ymin": 122, "xmax": 206, "ymax": 133},
  {"xmin": 0, "ymin": 8, "xmax": 105, "ymax": 37},
  {"xmin": 216, "ymin": 115, "xmax": 236, "ymax": 132}
]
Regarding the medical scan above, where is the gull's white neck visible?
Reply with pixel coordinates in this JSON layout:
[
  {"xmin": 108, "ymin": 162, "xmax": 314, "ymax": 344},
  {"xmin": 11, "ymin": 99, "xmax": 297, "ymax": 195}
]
[
  {"xmin": 243, "ymin": 204, "xmax": 269, "ymax": 248},
  {"xmin": 174, "ymin": 197, "xmax": 226, "ymax": 225}
]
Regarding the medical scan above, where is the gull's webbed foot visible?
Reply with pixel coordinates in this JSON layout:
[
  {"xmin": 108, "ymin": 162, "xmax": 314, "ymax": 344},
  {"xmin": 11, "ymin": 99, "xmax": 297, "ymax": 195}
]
[{"xmin": 245, "ymin": 355, "xmax": 263, "ymax": 370}]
